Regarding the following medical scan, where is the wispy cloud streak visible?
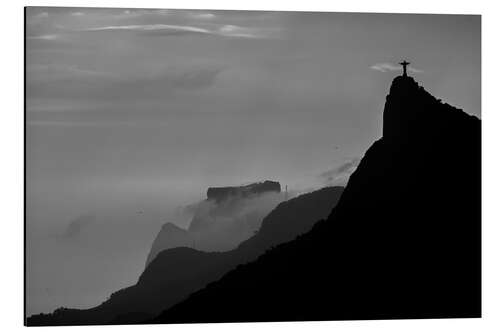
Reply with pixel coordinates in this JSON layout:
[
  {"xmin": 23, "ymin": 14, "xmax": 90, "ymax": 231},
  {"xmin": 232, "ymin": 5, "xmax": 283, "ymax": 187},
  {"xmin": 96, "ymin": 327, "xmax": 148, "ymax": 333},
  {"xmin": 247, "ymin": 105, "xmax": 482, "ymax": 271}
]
[
  {"xmin": 82, "ymin": 23, "xmax": 277, "ymax": 39},
  {"xmin": 84, "ymin": 24, "xmax": 211, "ymax": 34},
  {"xmin": 320, "ymin": 158, "xmax": 361, "ymax": 185},
  {"xmin": 27, "ymin": 34, "xmax": 59, "ymax": 40},
  {"xmin": 370, "ymin": 62, "xmax": 423, "ymax": 73}
]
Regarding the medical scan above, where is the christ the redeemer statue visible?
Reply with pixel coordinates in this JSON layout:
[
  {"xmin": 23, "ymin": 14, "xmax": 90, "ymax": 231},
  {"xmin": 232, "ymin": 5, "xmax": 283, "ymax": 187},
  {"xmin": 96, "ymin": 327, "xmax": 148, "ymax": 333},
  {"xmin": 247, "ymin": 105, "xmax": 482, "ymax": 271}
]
[{"xmin": 399, "ymin": 60, "xmax": 410, "ymax": 77}]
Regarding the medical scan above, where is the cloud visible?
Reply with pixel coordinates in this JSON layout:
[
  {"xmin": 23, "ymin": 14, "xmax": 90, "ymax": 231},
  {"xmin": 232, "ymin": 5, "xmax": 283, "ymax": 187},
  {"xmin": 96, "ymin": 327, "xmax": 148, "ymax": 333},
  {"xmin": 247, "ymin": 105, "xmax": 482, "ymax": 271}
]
[
  {"xmin": 71, "ymin": 12, "xmax": 85, "ymax": 17},
  {"xmin": 320, "ymin": 157, "xmax": 361, "ymax": 185},
  {"xmin": 27, "ymin": 34, "xmax": 59, "ymax": 40},
  {"xmin": 155, "ymin": 9, "xmax": 171, "ymax": 16},
  {"xmin": 189, "ymin": 12, "xmax": 216, "ymax": 19},
  {"xmin": 62, "ymin": 214, "xmax": 96, "ymax": 238},
  {"xmin": 26, "ymin": 63, "xmax": 224, "ymax": 103},
  {"xmin": 27, "ymin": 120, "xmax": 162, "ymax": 128},
  {"xmin": 370, "ymin": 62, "xmax": 423, "ymax": 73},
  {"xmin": 26, "ymin": 35, "xmax": 77, "ymax": 53},
  {"xmin": 26, "ymin": 10, "xmax": 50, "ymax": 26},
  {"xmin": 84, "ymin": 24, "xmax": 211, "ymax": 35},
  {"xmin": 175, "ymin": 190, "xmax": 286, "ymax": 251},
  {"xmin": 139, "ymin": 27, "xmax": 213, "ymax": 37},
  {"xmin": 34, "ymin": 11, "xmax": 49, "ymax": 19},
  {"xmin": 27, "ymin": 64, "xmax": 114, "ymax": 80},
  {"xmin": 82, "ymin": 23, "xmax": 276, "ymax": 39},
  {"xmin": 217, "ymin": 25, "xmax": 271, "ymax": 39},
  {"xmin": 105, "ymin": 8, "xmax": 172, "ymax": 20}
]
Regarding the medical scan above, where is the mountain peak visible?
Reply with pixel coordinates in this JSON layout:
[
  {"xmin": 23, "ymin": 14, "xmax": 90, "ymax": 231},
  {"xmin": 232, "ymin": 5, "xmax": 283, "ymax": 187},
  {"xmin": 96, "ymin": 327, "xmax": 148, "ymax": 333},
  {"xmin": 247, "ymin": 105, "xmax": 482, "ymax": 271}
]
[
  {"xmin": 389, "ymin": 74, "xmax": 422, "ymax": 93},
  {"xmin": 383, "ymin": 75, "xmax": 428, "ymax": 140},
  {"xmin": 382, "ymin": 75, "xmax": 476, "ymax": 141}
]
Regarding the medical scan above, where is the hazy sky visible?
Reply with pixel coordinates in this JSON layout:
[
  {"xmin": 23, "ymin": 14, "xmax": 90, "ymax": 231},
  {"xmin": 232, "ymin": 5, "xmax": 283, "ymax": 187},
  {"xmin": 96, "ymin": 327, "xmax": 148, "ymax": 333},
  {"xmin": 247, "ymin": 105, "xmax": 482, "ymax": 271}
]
[{"xmin": 25, "ymin": 7, "xmax": 480, "ymax": 315}]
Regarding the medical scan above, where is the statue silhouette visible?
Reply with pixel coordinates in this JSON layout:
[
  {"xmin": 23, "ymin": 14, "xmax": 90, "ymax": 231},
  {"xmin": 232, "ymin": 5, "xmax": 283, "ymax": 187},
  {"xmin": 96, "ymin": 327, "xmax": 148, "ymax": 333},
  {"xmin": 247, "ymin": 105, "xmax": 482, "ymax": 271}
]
[{"xmin": 399, "ymin": 60, "xmax": 410, "ymax": 77}]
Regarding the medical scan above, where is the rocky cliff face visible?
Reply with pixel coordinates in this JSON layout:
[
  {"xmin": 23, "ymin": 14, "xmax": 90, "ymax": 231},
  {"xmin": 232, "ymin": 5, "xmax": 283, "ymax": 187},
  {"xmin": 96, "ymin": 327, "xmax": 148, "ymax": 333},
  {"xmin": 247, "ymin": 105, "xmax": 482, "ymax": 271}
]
[
  {"xmin": 151, "ymin": 76, "xmax": 481, "ymax": 323},
  {"xmin": 206, "ymin": 181, "xmax": 281, "ymax": 203}
]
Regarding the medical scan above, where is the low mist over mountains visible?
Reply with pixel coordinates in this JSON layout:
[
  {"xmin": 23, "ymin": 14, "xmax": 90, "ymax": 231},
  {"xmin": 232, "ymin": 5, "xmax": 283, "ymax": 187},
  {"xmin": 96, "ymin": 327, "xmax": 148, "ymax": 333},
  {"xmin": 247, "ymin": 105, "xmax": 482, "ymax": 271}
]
[{"xmin": 146, "ymin": 181, "xmax": 284, "ymax": 267}]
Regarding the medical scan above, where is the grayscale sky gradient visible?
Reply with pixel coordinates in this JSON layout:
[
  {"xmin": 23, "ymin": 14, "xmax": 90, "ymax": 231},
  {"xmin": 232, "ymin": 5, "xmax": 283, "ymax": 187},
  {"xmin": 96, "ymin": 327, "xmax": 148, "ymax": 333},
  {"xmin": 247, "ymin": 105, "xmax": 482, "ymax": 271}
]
[{"xmin": 25, "ymin": 7, "xmax": 480, "ymax": 315}]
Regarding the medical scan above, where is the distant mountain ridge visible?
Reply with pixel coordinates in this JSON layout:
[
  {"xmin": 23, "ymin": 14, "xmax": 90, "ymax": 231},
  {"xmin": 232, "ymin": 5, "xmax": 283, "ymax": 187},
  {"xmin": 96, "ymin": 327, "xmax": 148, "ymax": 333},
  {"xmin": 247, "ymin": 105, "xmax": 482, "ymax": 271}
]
[
  {"xmin": 150, "ymin": 75, "xmax": 481, "ymax": 323},
  {"xmin": 145, "ymin": 180, "xmax": 284, "ymax": 267},
  {"xmin": 27, "ymin": 186, "xmax": 344, "ymax": 325}
]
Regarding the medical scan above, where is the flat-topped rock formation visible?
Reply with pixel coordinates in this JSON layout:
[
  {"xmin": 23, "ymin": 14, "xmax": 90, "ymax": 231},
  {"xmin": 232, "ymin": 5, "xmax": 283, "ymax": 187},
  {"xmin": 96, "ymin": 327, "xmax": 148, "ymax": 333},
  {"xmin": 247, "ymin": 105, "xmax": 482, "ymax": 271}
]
[{"xmin": 207, "ymin": 181, "xmax": 281, "ymax": 203}]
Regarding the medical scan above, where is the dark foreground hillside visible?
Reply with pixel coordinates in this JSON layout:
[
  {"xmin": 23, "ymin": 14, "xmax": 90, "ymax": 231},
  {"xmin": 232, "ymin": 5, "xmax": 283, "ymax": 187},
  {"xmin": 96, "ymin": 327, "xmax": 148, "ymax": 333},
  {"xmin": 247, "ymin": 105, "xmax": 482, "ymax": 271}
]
[
  {"xmin": 27, "ymin": 187, "xmax": 343, "ymax": 326},
  {"xmin": 151, "ymin": 75, "xmax": 481, "ymax": 323}
]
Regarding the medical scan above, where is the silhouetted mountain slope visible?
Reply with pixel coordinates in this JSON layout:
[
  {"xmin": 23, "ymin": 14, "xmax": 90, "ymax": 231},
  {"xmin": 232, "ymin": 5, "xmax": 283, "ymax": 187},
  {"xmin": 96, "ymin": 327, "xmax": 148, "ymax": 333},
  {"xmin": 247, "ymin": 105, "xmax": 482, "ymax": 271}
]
[
  {"xmin": 151, "ymin": 76, "xmax": 481, "ymax": 324},
  {"xmin": 26, "ymin": 186, "xmax": 343, "ymax": 326}
]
